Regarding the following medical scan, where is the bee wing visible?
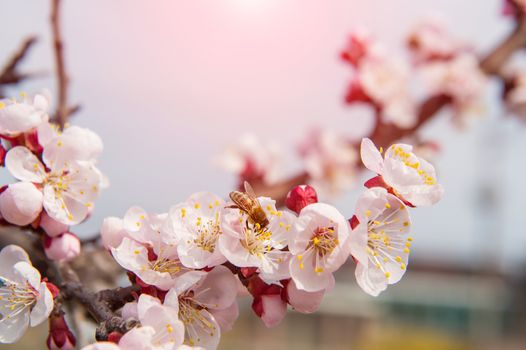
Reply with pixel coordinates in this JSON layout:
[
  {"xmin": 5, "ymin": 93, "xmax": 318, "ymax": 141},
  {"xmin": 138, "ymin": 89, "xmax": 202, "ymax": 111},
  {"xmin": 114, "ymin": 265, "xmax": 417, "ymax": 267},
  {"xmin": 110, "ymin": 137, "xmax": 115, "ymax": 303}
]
[
  {"xmin": 243, "ymin": 181, "xmax": 265, "ymax": 210},
  {"xmin": 243, "ymin": 181, "xmax": 257, "ymax": 199},
  {"xmin": 229, "ymin": 191, "xmax": 245, "ymax": 207}
]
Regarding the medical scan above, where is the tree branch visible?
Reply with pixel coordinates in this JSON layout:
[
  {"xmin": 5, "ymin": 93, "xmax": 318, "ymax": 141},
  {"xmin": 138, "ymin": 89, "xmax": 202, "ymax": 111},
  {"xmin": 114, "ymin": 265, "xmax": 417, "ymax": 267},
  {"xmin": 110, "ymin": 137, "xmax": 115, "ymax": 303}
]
[
  {"xmin": 50, "ymin": 0, "xmax": 79, "ymax": 128},
  {"xmin": 0, "ymin": 37, "xmax": 38, "ymax": 97}
]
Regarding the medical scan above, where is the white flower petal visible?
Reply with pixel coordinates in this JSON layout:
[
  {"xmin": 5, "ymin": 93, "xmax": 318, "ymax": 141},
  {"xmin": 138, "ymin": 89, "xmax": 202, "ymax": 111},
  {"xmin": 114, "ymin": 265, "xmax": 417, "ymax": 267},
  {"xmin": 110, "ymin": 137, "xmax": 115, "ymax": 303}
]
[{"xmin": 5, "ymin": 146, "xmax": 46, "ymax": 183}]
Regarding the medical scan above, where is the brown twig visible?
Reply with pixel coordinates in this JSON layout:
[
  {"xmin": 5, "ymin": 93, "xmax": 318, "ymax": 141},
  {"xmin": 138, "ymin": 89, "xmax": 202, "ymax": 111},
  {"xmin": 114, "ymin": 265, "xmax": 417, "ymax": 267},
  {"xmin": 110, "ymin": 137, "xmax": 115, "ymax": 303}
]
[
  {"xmin": 50, "ymin": 0, "xmax": 79, "ymax": 128},
  {"xmin": 0, "ymin": 37, "xmax": 38, "ymax": 97}
]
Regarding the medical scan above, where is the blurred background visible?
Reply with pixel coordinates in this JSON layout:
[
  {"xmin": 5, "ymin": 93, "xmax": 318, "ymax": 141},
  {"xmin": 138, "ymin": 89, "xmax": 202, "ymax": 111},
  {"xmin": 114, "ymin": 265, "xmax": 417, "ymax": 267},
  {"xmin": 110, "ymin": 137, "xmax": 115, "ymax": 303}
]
[{"xmin": 1, "ymin": 0, "xmax": 526, "ymax": 349}]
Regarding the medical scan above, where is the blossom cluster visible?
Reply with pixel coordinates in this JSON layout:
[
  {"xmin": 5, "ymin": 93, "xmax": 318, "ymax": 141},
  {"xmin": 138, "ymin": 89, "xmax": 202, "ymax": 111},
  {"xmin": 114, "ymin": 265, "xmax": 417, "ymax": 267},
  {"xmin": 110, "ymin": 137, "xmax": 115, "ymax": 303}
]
[
  {"xmin": 74, "ymin": 137, "xmax": 445, "ymax": 350},
  {"xmin": 341, "ymin": 19, "xmax": 488, "ymax": 127},
  {"xmin": 0, "ymin": 91, "xmax": 106, "ymax": 261},
  {"xmin": 217, "ymin": 129, "xmax": 359, "ymax": 198}
]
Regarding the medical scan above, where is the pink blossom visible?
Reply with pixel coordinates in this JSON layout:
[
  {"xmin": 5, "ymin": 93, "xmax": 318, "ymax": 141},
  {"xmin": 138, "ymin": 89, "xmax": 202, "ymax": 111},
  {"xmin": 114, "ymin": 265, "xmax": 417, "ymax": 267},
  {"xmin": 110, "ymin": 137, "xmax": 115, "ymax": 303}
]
[
  {"xmin": 100, "ymin": 216, "xmax": 129, "ymax": 249},
  {"xmin": 5, "ymin": 146, "xmax": 104, "ymax": 225},
  {"xmin": 122, "ymin": 290, "xmax": 185, "ymax": 349},
  {"xmin": 0, "ymin": 245, "xmax": 54, "ymax": 343},
  {"xmin": 289, "ymin": 203, "xmax": 350, "ymax": 292},
  {"xmin": 165, "ymin": 192, "xmax": 226, "ymax": 269},
  {"xmin": 215, "ymin": 133, "xmax": 283, "ymax": 185},
  {"xmin": 348, "ymin": 187, "xmax": 412, "ymax": 296},
  {"xmin": 0, "ymin": 92, "xmax": 50, "ymax": 136},
  {"xmin": 0, "ymin": 182, "xmax": 43, "ymax": 226},
  {"xmin": 407, "ymin": 18, "xmax": 465, "ymax": 62},
  {"xmin": 173, "ymin": 266, "xmax": 239, "ymax": 349},
  {"xmin": 37, "ymin": 123, "xmax": 103, "ymax": 164},
  {"xmin": 112, "ymin": 237, "xmax": 205, "ymax": 291},
  {"xmin": 219, "ymin": 197, "xmax": 295, "ymax": 284},
  {"xmin": 360, "ymin": 138, "xmax": 444, "ymax": 206},
  {"xmin": 43, "ymin": 233, "xmax": 81, "ymax": 262},
  {"xmin": 420, "ymin": 53, "xmax": 488, "ymax": 126},
  {"xmin": 299, "ymin": 129, "xmax": 358, "ymax": 196},
  {"xmin": 359, "ymin": 54, "xmax": 418, "ymax": 128}
]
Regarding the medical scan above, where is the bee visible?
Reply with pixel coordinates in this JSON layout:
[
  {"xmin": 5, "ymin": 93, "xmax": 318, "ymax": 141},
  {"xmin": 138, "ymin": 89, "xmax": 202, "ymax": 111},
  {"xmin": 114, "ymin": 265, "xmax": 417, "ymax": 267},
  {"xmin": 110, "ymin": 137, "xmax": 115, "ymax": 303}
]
[{"xmin": 228, "ymin": 181, "xmax": 269, "ymax": 229}]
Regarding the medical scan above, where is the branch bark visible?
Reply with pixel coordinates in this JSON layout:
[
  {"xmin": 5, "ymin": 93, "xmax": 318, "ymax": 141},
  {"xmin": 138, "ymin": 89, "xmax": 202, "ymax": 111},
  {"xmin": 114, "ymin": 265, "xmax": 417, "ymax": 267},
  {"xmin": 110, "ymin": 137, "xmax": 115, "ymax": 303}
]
[
  {"xmin": 50, "ymin": 0, "xmax": 79, "ymax": 128},
  {"xmin": 0, "ymin": 37, "xmax": 38, "ymax": 97}
]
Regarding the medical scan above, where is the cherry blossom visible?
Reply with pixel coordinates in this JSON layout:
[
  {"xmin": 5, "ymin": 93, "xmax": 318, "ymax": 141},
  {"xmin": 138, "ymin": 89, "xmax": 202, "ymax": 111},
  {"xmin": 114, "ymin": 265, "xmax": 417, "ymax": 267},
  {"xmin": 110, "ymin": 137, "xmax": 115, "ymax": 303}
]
[
  {"xmin": 37, "ymin": 122, "xmax": 103, "ymax": 164},
  {"xmin": 215, "ymin": 133, "xmax": 283, "ymax": 185},
  {"xmin": 0, "ymin": 182, "xmax": 43, "ymax": 225},
  {"xmin": 100, "ymin": 216, "xmax": 129, "ymax": 249},
  {"xmin": 174, "ymin": 266, "xmax": 239, "ymax": 349},
  {"xmin": 348, "ymin": 187, "xmax": 412, "ymax": 296},
  {"xmin": 112, "ymin": 236, "xmax": 205, "ymax": 291},
  {"xmin": 165, "ymin": 192, "xmax": 226, "ymax": 269},
  {"xmin": 299, "ymin": 129, "xmax": 358, "ymax": 196},
  {"xmin": 289, "ymin": 203, "xmax": 350, "ymax": 292},
  {"xmin": 420, "ymin": 53, "xmax": 488, "ymax": 125},
  {"xmin": 358, "ymin": 53, "xmax": 417, "ymax": 128},
  {"xmin": 407, "ymin": 18, "xmax": 465, "ymax": 62},
  {"xmin": 219, "ymin": 197, "xmax": 295, "ymax": 284},
  {"xmin": 0, "ymin": 245, "xmax": 53, "ymax": 343},
  {"xmin": 122, "ymin": 290, "xmax": 185, "ymax": 349},
  {"xmin": 360, "ymin": 138, "xmax": 444, "ymax": 207},
  {"xmin": 0, "ymin": 92, "xmax": 50, "ymax": 136},
  {"xmin": 5, "ymin": 145, "xmax": 104, "ymax": 225}
]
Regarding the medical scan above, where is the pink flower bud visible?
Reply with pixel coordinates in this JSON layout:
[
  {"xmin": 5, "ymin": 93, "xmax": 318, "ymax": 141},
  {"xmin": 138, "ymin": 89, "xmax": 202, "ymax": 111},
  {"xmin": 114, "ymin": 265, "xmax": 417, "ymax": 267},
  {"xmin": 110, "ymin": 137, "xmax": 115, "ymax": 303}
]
[
  {"xmin": 284, "ymin": 279, "xmax": 325, "ymax": 314},
  {"xmin": 107, "ymin": 331, "xmax": 123, "ymax": 344},
  {"xmin": 0, "ymin": 144, "xmax": 6, "ymax": 166},
  {"xmin": 252, "ymin": 294, "xmax": 287, "ymax": 328},
  {"xmin": 0, "ymin": 182, "xmax": 43, "ymax": 225},
  {"xmin": 40, "ymin": 211, "xmax": 69, "ymax": 237},
  {"xmin": 285, "ymin": 185, "xmax": 318, "ymax": 214},
  {"xmin": 47, "ymin": 314, "xmax": 76, "ymax": 350},
  {"xmin": 44, "ymin": 233, "xmax": 81, "ymax": 262},
  {"xmin": 100, "ymin": 216, "xmax": 128, "ymax": 249}
]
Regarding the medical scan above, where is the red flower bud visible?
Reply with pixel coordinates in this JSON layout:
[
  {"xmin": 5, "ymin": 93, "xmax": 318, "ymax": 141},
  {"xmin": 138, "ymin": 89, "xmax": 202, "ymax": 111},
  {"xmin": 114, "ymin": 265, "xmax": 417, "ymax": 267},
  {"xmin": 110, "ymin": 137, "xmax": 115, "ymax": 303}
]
[
  {"xmin": 107, "ymin": 331, "xmax": 123, "ymax": 344},
  {"xmin": 285, "ymin": 185, "xmax": 318, "ymax": 214},
  {"xmin": 47, "ymin": 314, "xmax": 76, "ymax": 350}
]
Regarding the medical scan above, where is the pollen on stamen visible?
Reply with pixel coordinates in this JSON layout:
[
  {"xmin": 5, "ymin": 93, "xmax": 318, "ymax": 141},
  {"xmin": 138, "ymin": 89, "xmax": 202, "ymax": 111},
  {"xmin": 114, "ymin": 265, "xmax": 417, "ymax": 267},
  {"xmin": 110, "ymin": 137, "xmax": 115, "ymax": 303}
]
[{"xmin": 385, "ymin": 202, "xmax": 391, "ymax": 209}]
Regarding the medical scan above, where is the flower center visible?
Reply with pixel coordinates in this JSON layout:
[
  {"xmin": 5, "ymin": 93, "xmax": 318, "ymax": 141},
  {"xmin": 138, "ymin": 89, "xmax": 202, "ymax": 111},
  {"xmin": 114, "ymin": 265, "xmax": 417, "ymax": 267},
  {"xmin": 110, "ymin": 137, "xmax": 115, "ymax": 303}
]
[
  {"xmin": 310, "ymin": 226, "xmax": 338, "ymax": 257},
  {"xmin": 0, "ymin": 278, "xmax": 38, "ymax": 322},
  {"xmin": 191, "ymin": 215, "xmax": 221, "ymax": 253},
  {"xmin": 149, "ymin": 258, "xmax": 183, "ymax": 276},
  {"xmin": 392, "ymin": 146, "xmax": 436, "ymax": 185},
  {"xmin": 178, "ymin": 294, "xmax": 217, "ymax": 346},
  {"xmin": 366, "ymin": 206, "xmax": 413, "ymax": 279},
  {"xmin": 240, "ymin": 225, "xmax": 273, "ymax": 258}
]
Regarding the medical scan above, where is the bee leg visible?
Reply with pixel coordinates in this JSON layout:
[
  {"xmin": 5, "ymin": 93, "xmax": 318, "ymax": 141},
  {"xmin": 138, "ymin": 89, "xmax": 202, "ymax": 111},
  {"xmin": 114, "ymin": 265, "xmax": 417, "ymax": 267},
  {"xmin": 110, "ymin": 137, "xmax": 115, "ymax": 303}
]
[{"xmin": 225, "ymin": 205, "xmax": 240, "ymax": 209}]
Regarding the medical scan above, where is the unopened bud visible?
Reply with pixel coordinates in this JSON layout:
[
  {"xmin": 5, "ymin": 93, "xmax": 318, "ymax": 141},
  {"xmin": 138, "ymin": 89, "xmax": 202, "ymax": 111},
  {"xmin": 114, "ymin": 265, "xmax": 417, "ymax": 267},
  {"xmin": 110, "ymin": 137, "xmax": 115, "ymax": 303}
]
[{"xmin": 285, "ymin": 185, "xmax": 318, "ymax": 214}]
